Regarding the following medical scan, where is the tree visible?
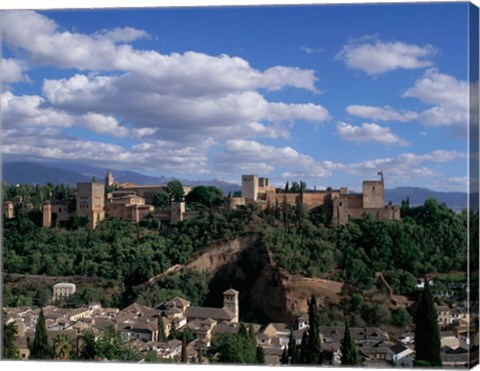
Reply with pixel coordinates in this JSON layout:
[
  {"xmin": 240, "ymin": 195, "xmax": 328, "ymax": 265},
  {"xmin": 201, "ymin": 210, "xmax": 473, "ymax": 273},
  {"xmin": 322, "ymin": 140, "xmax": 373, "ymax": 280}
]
[
  {"xmin": 166, "ymin": 180, "xmax": 185, "ymax": 202},
  {"xmin": 3, "ymin": 313, "xmax": 19, "ymax": 359},
  {"xmin": 152, "ymin": 191, "xmax": 171, "ymax": 210},
  {"xmin": 305, "ymin": 295, "xmax": 322, "ymax": 364},
  {"xmin": 255, "ymin": 345, "xmax": 265, "ymax": 364},
  {"xmin": 181, "ymin": 331, "xmax": 188, "ymax": 363},
  {"xmin": 158, "ymin": 318, "xmax": 167, "ymax": 342},
  {"xmin": 185, "ymin": 186, "xmax": 224, "ymax": 208},
  {"xmin": 281, "ymin": 345, "xmax": 288, "ymax": 364},
  {"xmin": 52, "ymin": 333, "xmax": 73, "ymax": 360},
  {"xmin": 29, "ymin": 308, "xmax": 52, "ymax": 359},
  {"xmin": 287, "ymin": 329, "xmax": 298, "ymax": 364},
  {"xmin": 340, "ymin": 317, "xmax": 360, "ymax": 366},
  {"xmin": 79, "ymin": 330, "xmax": 97, "ymax": 360},
  {"xmin": 414, "ymin": 279, "xmax": 442, "ymax": 366}
]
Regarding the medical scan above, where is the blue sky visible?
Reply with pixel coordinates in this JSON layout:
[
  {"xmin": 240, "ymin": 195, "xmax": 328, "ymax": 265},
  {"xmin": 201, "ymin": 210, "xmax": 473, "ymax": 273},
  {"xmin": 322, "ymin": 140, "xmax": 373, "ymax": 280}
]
[{"xmin": 0, "ymin": 3, "xmax": 474, "ymax": 191}]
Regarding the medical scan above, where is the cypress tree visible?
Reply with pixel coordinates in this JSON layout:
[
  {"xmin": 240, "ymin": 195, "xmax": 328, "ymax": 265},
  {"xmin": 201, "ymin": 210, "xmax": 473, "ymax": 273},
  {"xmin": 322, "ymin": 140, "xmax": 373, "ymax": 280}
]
[
  {"xmin": 281, "ymin": 345, "xmax": 289, "ymax": 364},
  {"xmin": 158, "ymin": 318, "xmax": 167, "ymax": 342},
  {"xmin": 341, "ymin": 317, "xmax": 360, "ymax": 365},
  {"xmin": 414, "ymin": 279, "xmax": 442, "ymax": 366},
  {"xmin": 299, "ymin": 330, "xmax": 310, "ymax": 364},
  {"xmin": 306, "ymin": 295, "xmax": 322, "ymax": 364},
  {"xmin": 181, "ymin": 331, "xmax": 188, "ymax": 363},
  {"xmin": 287, "ymin": 329, "xmax": 298, "ymax": 364},
  {"xmin": 29, "ymin": 308, "xmax": 53, "ymax": 359},
  {"xmin": 3, "ymin": 316, "xmax": 19, "ymax": 359},
  {"xmin": 255, "ymin": 345, "xmax": 265, "ymax": 364}
]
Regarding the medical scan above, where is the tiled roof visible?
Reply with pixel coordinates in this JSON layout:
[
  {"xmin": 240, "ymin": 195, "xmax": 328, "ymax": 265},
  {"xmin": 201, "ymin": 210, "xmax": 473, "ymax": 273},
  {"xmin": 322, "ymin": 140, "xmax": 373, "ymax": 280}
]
[{"xmin": 185, "ymin": 306, "xmax": 234, "ymax": 321}]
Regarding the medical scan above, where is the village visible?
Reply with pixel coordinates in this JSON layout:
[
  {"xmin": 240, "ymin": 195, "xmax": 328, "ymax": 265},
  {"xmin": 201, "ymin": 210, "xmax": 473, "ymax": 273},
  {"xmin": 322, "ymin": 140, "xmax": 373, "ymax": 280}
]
[{"xmin": 3, "ymin": 279, "xmax": 475, "ymax": 367}]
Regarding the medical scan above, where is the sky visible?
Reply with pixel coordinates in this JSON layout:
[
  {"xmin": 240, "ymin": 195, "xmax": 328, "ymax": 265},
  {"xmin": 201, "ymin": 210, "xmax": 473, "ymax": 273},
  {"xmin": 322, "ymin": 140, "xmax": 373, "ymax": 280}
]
[{"xmin": 0, "ymin": 3, "xmax": 475, "ymax": 191}]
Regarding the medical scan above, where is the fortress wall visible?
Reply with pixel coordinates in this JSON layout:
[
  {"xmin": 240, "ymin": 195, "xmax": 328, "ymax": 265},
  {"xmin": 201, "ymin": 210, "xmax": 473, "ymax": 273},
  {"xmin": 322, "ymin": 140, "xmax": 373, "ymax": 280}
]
[{"xmin": 347, "ymin": 194, "xmax": 363, "ymax": 209}]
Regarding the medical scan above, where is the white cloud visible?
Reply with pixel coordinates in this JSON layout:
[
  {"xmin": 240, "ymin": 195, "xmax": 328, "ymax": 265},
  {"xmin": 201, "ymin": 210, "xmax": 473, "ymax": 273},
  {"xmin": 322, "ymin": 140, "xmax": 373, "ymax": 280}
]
[
  {"xmin": 78, "ymin": 112, "xmax": 129, "ymax": 137},
  {"xmin": 346, "ymin": 105, "xmax": 418, "ymax": 122},
  {"xmin": 336, "ymin": 122, "xmax": 408, "ymax": 145},
  {"xmin": 214, "ymin": 139, "xmax": 331, "ymax": 179},
  {"xmin": 1, "ymin": 58, "xmax": 30, "ymax": 84},
  {"xmin": 334, "ymin": 149, "xmax": 465, "ymax": 183},
  {"xmin": 346, "ymin": 70, "xmax": 468, "ymax": 132},
  {"xmin": 1, "ymin": 91, "xmax": 73, "ymax": 128},
  {"xmin": 92, "ymin": 27, "xmax": 149, "ymax": 43},
  {"xmin": 404, "ymin": 68, "xmax": 468, "ymax": 126},
  {"xmin": 1, "ymin": 129, "xmax": 211, "ymax": 174},
  {"xmin": 41, "ymin": 74, "xmax": 328, "ymax": 144},
  {"xmin": 1, "ymin": 11, "xmax": 318, "ymax": 93},
  {"xmin": 336, "ymin": 38, "xmax": 434, "ymax": 75}
]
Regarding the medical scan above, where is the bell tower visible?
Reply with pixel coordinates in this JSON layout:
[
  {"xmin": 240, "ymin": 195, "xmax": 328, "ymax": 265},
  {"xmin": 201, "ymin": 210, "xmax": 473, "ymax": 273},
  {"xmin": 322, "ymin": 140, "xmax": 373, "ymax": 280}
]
[{"xmin": 223, "ymin": 288, "xmax": 239, "ymax": 323}]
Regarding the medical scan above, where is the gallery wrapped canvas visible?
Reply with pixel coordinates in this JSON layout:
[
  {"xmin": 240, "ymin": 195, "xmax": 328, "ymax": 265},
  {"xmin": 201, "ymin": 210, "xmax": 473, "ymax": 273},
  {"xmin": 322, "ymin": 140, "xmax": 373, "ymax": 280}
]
[{"xmin": 1, "ymin": 0, "xmax": 479, "ymax": 369}]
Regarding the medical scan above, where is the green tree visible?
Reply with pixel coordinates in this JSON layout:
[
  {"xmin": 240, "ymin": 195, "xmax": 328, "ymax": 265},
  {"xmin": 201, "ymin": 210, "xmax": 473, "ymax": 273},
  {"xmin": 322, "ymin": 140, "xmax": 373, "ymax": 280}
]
[
  {"xmin": 306, "ymin": 295, "xmax": 322, "ymax": 364},
  {"xmin": 185, "ymin": 186, "xmax": 224, "ymax": 208},
  {"xmin": 255, "ymin": 345, "xmax": 265, "ymax": 364},
  {"xmin": 79, "ymin": 330, "xmax": 97, "ymax": 360},
  {"xmin": 52, "ymin": 333, "xmax": 72, "ymax": 360},
  {"xmin": 392, "ymin": 308, "xmax": 413, "ymax": 327},
  {"xmin": 281, "ymin": 345, "xmax": 288, "ymax": 364},
  {"xmin": 287, "ymin": 329, "xmax": 298, "ymax": 364},
  {"xmin": 414, "ymin": 280, "xmax": 442, "ymax": 366},
  {"xmin": 166, "ymin": 180, "xmax": 185, "ymax": 202},
  {"xmin": 3, "ymin": 314, "xmax": 19, "ymax": 359},
  {"xmin": 181, "ymin": 331, "xmax": 188, "ymax": 363},
  {"xmin": 158, "ymin": 318, "xmax": 167, "ymax": 342},
  {"xmin": 29, "ymin": 308, "xmax": 52, "ymax": 359},
  {"xmin": 340, "ymin": 317, "xmax": 361, "ymax": 366},
  {"xmin": 152, "ymin": 191, "xmax": 171, "ymax": 210}
]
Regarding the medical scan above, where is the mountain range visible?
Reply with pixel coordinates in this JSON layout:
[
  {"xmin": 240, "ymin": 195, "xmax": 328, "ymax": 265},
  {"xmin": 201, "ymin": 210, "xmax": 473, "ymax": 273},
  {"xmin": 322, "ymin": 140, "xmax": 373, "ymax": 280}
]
[{"xmin": 2, "ymin": 161, "xmax": 473, "ymax": 211}]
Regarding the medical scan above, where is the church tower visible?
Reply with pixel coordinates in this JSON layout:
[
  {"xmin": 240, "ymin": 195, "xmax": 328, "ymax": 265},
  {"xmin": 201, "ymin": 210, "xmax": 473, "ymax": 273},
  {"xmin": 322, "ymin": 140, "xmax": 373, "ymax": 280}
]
[
  {"xmin": 223, "ymin": 288, "xmax": 239, "ymax": 323},
  {"xmin": 105, "ymin": 170, "xmax": 114, "ymax": 188}
]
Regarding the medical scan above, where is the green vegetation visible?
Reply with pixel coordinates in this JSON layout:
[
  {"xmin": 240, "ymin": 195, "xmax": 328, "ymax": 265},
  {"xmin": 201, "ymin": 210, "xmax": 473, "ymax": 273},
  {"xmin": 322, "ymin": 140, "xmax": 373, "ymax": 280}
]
[
  {"xmin": 166, "ymin": 180, "xmax": 185, "ymax": 202},
  {"xmin": 185, "ymin": 185, "xmax": 224, "ymax": 209},
  {"xmin": 413, "ymin": 280, "xmax": 442, "ymax": 366},
  {"xmin": 300, "ymin": 295, "xmax": 322, "ymax": 364},
  {"xmin": 341, "ymin": 317, "xmax": 361, "ymax": 366},
  {"xmin": 29, "ymin": 308, "xmax": 52, "ymax": 359},
  {"xmin": 3, "ymin": 311, "xmax": 19, "ymax": 359},
  {"xmin": 211, "ymin": 323, "xmax": 259, "ymax": 364}
]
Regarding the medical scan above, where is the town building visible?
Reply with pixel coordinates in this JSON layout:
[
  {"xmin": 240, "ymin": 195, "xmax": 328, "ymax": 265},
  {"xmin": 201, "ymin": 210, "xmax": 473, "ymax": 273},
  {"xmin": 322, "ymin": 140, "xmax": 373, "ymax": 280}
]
[{"xmin": 52, "ymin": 283, "xmax": 76, "ymax": 300}]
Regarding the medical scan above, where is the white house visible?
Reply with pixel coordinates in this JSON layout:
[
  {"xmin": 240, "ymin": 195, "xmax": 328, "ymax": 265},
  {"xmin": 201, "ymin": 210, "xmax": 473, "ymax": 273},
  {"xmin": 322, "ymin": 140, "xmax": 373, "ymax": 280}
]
[{"xmin": 386, "ymin": 344, "xmax": 415, "ymax": 367}]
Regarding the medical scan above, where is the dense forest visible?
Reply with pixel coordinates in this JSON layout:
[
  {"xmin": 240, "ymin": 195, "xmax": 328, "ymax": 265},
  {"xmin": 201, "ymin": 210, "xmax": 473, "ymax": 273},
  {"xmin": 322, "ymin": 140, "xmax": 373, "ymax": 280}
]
[{"xmin": 2, "ymin": 182, "xmax": 472, "ymax": 320}]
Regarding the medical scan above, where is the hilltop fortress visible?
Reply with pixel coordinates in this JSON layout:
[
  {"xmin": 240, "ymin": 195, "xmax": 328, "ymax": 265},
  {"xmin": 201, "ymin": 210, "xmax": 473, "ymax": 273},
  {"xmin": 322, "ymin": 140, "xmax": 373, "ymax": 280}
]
[
  {"xmin": 3, "ymin": 171, "xmax": 400, "ymax": 229},
  {"xmin": 226, "ymin": 171, "xmax": 401, "ymax": 225}
]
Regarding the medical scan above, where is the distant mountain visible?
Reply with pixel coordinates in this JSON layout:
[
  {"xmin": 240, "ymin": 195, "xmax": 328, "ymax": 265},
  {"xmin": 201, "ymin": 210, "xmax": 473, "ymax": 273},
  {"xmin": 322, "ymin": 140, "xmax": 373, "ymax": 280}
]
[
  {"xmin": 385, "ymin": 187, "xmax": 470, "ymax": 212},
  {"xmin": 3, "ymin": 162, "xmax": 90, "ymax": 186},
  {"xmin": 2, "ymin": 161, "xmax": 241, "ymax": 195}
]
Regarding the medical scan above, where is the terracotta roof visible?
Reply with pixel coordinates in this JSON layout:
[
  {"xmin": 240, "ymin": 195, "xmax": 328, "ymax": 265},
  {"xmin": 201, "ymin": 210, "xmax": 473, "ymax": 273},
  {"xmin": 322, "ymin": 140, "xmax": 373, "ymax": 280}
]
[
  {"xmin": 185, "ymin": 306, "xmax": 234, "ymax": 321},
  {"xmin": 164, "ymin": 296, "xmax": 191, "ymax": 308}
]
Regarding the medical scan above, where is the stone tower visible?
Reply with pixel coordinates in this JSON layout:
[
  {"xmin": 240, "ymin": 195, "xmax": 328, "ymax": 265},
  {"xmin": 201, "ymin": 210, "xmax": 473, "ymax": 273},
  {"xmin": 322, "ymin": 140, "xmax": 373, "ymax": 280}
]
[
  {"xmin": 242, "ymin": 175, "xmax": 259, "ymax": 202},
  {"xmin": 362, "ymin": 171, "xmax": 385, "ymax": 209},
  {"xmin": 170, "ymin": 201, "xmax": 185, "ymax": 224},
  {"xmin": 3, "ymin": 201, "xmax": 14, "ymax": 220},
  {"xmin": 42, "ymin": 202, "xmax": 52, "ymax": 228},
  {"xmin": 76, "ymin": 182, "xmax": 105, "ymax": 229},
  {"xmin": 105, "ymin": 170, "xmax": 114, "ymax": 188},
  {"xmin": 223, "ymin": 288, "xmax": 239, "ymax": 323}
]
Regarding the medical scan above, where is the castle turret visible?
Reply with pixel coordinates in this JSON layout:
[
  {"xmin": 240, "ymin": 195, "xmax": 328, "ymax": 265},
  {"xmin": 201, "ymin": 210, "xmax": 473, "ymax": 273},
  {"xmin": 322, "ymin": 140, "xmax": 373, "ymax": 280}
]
[
  {"xmin": 42, "ymin": 202, "xmax": 52, "ymax": 228},
  {"xmin": 105, "ymin": 170, "xmax": 114, "ymax": 188},
  {"xmin": 223, "ymin": 288, "xmax": 239, "ymax": 323}
]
